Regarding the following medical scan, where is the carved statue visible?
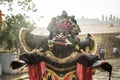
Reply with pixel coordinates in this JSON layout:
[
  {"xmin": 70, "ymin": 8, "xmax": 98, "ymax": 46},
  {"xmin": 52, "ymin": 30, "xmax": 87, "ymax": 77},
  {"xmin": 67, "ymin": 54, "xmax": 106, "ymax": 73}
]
[{"xmin": 10, "ymin": 10, "xmax": 112, "ymax": 80}]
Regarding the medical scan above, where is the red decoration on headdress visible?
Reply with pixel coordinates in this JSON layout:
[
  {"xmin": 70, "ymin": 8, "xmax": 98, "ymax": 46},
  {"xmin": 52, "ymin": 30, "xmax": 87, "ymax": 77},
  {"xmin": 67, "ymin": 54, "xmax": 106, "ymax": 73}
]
[{"xmin": 56, "ymin": 18, "xmax": 73, "ymax": 30}]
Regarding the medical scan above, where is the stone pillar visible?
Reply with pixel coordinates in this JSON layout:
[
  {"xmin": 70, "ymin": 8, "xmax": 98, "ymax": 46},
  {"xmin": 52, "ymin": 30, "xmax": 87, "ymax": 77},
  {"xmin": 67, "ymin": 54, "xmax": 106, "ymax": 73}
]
[
  {"xmin": 102, "ymin": 15, "xmax": 104, "ymax": 21},
  {"xmin": 109, "ymin": 14, "xmax": 112, "ymax": 20},
  {"xmin": 106, "ymin": 16, "xmax": 108, "ymax": 21},
  {"xmin": 82, "ymin": 15, "xmax": 84, "ymax": 20},
  {"xmin": 0, "ymin": 64, "xmax": 2, "ymax": 76},
  {"xmin": 113, "ymin": 16, "xmax": 115, "ymax": 20},
  {"xmin": 0, "ymin": 10, "xmax": 2, "ymax": 22},
  {"xmin": 116, "ymin": 17, "xmax": 119, "ymax": 21}
]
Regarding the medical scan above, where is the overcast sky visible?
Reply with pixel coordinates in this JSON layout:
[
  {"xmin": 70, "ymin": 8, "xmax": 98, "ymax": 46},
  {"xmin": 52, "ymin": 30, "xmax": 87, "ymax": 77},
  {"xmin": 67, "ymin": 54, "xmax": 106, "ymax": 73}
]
[
  {"xmin": 0, "ymin": 0, "xmax": 120, "ymax": 27},
  {"xmin": 35, "ymin": 0, "xmax": 120, "ymax": 18},
  {"xmin": 35, "ymin": 0, "xmax": 120, "ymax": 27}
]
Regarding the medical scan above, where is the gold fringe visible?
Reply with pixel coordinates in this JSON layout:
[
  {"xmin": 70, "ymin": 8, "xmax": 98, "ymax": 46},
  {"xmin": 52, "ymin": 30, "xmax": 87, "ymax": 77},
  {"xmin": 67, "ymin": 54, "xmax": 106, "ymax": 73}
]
[{"xmin": 19, "ymin": 28, "xmax": 32, "ymax": 52}]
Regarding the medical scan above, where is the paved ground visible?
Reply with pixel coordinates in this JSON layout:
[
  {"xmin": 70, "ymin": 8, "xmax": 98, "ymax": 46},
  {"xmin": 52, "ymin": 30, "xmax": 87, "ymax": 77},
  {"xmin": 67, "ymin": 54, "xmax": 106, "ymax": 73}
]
[
  {"xmin": 0, "ymin": 58, "xmax": 120, "ymax": 80},
  {"xmin": 93, "ymin": 58, "xmax": 120, "ymax": 80}
]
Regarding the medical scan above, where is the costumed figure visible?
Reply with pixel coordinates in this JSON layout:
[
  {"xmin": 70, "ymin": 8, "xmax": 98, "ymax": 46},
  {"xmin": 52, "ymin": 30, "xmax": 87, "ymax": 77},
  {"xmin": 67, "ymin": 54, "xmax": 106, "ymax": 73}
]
[{"xmin": 10, "ymin": 10, "xmax": 112, "ymax": 80}]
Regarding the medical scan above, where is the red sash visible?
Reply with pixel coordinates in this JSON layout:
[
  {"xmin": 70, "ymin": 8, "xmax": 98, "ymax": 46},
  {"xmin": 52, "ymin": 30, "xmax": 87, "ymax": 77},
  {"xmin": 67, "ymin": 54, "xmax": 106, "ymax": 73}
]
[
  {"xmin": 77, "ymin": 63, "xmax": 92, "ymax": 80},
  {"xmin": 28, "ymin": 62, "xmax": 45, "ymax": 80},
  {"xmin": 28, "ymin": 62, "xmax": 92, "ymax": 80}
]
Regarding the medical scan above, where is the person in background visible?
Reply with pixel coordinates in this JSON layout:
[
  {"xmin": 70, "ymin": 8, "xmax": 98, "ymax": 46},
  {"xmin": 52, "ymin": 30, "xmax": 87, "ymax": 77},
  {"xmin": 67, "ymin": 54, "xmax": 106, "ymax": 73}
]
[
  {"xmin": 99, "ymin": 47, "xmax": 105, "ymax": 60},
  {"xmin": 112, "ymin": 47, "xmax": 119, "ymax": 58}
]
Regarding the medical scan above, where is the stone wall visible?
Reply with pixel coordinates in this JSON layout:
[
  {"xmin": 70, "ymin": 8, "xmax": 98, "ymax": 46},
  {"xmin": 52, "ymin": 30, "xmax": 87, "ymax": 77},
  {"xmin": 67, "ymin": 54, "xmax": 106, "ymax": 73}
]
[{"xmin": 79, "ymin": 33, "xmax": 120, "ymax": 59}]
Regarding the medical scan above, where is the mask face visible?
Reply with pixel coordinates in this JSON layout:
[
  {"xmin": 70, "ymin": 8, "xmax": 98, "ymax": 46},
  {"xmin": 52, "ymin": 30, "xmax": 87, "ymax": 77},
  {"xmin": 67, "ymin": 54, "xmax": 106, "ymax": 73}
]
[
  {"xmin": 48, "ymin": 14, "xmax": 80, "ymax": 47},
  {"xmin": 47, "ymin": 12, "xmax": 81, "ymax": 58},
  {"xmin": 48, "ymin": 30, "xmax": 75, "ymax": 58},
  {"xmin": 50, "ymin": 30, "xmax": 74, "ymax": 46}
]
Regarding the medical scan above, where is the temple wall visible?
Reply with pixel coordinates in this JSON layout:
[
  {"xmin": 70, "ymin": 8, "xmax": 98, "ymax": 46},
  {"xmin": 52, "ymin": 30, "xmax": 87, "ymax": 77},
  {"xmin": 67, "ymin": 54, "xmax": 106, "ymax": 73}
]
[{"xmin": 79, "ymin": 33, "xmax": 120, "ymax": 59}]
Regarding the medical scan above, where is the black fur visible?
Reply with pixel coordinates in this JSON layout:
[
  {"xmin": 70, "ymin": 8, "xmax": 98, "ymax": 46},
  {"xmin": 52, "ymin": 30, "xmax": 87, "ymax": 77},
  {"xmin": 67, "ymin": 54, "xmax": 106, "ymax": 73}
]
[{"xmin": 101, "ymin": 62, "xmax": 112, "ymax": 80}]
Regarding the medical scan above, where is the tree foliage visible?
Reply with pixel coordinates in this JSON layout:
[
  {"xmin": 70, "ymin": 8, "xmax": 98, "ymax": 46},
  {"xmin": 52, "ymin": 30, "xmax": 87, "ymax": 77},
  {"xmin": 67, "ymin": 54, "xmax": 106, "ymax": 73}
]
[
  {"xmin": 0, "ymin": 0, "xmax": 38, "ymax": 12},
  {"xmin": 0, "ymin": 0, "xmax": 37, "ymax": 52},
  {"xmin": 0, "ymin": 14, "xmax": 35, "ymax": 50}
]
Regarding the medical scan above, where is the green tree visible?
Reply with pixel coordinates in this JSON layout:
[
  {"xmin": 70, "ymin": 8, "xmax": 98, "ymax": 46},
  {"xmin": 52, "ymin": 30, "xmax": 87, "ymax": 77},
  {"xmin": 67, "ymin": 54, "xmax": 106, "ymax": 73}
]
[
  {"xmin": 0, "ymin": 0, "xmax": 37, "ymax": 12},
  {"xmin": 0, "ymin": 0, "xmax": 37, "ymax": 52},
  {"xmin": 0, "ymin": 14, "xmax": 35, "ymax": 51}
]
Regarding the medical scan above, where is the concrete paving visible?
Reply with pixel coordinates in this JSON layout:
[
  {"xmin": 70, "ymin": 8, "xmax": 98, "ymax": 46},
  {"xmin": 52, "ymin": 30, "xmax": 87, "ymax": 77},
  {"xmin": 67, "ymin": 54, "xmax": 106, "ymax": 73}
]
[{"xmin": 93, "ymin": 58, "xmax": 120, "ymax": 80}]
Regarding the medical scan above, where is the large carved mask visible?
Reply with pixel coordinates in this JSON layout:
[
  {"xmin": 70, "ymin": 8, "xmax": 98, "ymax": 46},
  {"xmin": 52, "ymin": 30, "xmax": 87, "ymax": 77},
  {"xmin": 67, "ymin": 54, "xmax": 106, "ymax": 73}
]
[
  {"xmin": 47, "ymin": 11, "xmax": 81, "ymax": 58},
  {"xmin": 19, "ymin": 10, "xmax": 96, "ymax": 58}
]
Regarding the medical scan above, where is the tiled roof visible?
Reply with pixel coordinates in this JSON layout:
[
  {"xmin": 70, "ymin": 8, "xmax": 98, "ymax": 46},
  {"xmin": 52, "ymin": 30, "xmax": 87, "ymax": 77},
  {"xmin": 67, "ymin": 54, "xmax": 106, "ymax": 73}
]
[
  {"xmin": 31, "ymin": 24, "xmax": 120, "ymax": 35},
  {"xmin": 80, "ymin": 24, "xmax": 120, "ymax": 34}
]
